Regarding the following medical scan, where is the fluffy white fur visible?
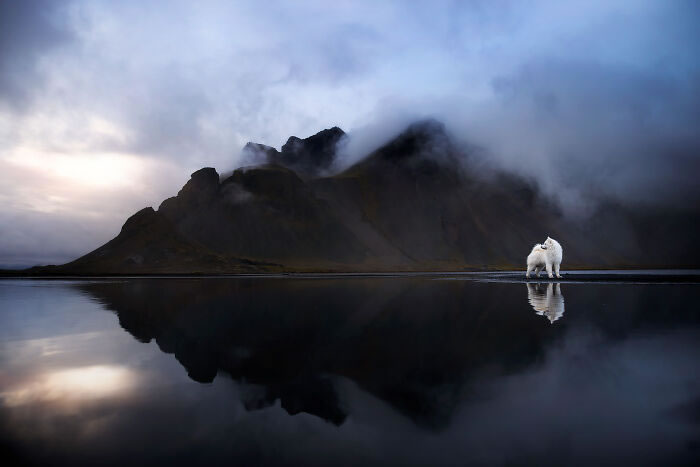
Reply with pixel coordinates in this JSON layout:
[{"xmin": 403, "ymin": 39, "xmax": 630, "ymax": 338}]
[{"xmin": 526, "ymin": 236, "xmax": 563, "ymax": 278}]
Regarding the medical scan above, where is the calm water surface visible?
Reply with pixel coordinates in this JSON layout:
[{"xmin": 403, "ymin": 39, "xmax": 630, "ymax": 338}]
[{"xmin": 0, "ymin": 277, "xmax": 699, "ymax": 465}]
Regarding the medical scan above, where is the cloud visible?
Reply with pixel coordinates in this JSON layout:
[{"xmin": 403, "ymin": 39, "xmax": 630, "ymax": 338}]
[
  {"xmin": 0, "ymin": 0, "xmax": 74, "ymax": 110},
  {"xmin": 460, "ymin": 58, "xmax": 700, "ymax": 210},
  {"xmin": 0, "ymin": 154, "xmax": 182, "ymax": 267}
]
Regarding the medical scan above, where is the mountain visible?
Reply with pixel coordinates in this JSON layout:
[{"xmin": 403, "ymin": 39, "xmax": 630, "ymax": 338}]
[
  {"xmin": 30, "ymin": 120, "xmax": 700, "ymax": 274},
  {"xmin": 242, "ymin": 126, "xmax": 346, "ymax": 177}
]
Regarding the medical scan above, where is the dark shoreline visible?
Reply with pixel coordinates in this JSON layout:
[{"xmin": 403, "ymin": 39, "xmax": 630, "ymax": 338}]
[{"xmin": 1, "ymin": 270, "xmax": 699, "ymax": 283}]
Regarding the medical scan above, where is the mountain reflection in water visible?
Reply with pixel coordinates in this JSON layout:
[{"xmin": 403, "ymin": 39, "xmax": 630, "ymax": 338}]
[
  {"xmin": 77, "ymin": 278, "xmax": 554, "ymax": 428},
  {"xmin": 1, "ymin": 277, "xmax": 699, "ymax": 466}
]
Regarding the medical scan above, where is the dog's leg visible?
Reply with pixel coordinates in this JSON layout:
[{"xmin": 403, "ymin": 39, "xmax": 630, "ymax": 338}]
[
  {"xmin": 526, "ymin": 265, "xmax": 532, "ymax": 278},
  {"xmin": 555, "ymin": 263, "xmax": 561, "ymax": 278},
  {"xmin": 546, "ymin": 263, "xmax": 553, "ymax": 279},
  {"xmin": 534, "ymin": 266, "xmax": 541, "ymax": 277}
]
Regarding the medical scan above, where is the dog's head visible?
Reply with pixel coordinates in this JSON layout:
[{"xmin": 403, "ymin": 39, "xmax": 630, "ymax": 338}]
[{"xmin": 543, "ymin": 236, "xmax": 555, "ymax": 249}]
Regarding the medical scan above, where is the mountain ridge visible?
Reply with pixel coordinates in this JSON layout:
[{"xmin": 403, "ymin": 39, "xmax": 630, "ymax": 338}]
[{"xmin": 20, "ymin": 120, "xmax": 700, "ymax": 274}]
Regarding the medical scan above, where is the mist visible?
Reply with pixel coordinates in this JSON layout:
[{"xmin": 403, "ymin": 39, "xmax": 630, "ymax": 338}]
[
  {"xmin": 335, "ymin": 56, "xmax": 700, "ymax": 214},
  {"xmin": 1, "ymin": 0, "xmax": 699, "ymax": 266}
]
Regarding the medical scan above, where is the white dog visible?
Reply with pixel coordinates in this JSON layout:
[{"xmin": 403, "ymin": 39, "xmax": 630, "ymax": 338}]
[{"xmin": 526, "ymin": 236, "xmax": 563, "ymax": 278}]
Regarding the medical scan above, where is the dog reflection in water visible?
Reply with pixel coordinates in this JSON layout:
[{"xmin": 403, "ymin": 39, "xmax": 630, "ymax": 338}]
[{"xmin": 527, "ymin": 283, "xmax": 565, "ymax": 323}]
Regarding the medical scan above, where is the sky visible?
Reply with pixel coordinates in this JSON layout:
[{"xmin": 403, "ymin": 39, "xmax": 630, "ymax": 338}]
[{"xmin": 1, "ymin": 0, "xmax": 699, "ymax": 267}]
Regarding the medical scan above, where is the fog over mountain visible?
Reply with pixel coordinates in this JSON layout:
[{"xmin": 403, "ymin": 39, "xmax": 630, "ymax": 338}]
[
  {"xmin": 1, "ymin": 1, "xmax": 699, "ymax": 267},
  {"xmin": 16, "ymin": 120, "xmax": 697, "ymax": 274}
]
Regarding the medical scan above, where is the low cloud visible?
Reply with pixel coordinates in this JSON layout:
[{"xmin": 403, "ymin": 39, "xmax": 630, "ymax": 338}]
[{"xmin": 336, "ymin": 58, "xmax": 700, "ymax": 213}]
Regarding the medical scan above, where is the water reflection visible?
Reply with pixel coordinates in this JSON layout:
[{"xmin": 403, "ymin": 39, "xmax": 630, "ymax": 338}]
[
  {"xmin": 527, "ymin": 282, "xmax": 565, "ymax": 323},
  {"xmin": 2, "ymin": 365, "xmax": 137, "ymax": 407},
  {"xmin": 2, "ymin": 278, "xmax": 700, "ymax": 465},
  {"xmin": 73, "ymin": 278, "xmax": 555, "ymax": 428}
]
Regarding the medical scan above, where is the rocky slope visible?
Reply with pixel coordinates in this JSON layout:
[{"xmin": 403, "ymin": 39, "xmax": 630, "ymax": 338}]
[{"xmin": 33, "ymin": 120, "xmax": 700, "ymax": 274}]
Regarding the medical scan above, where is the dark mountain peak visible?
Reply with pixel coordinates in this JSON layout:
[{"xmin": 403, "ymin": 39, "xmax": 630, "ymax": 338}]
[
  {"xmin": 158, "ymin": 167, "xmax": 220, "ymax": 220},
  {"xmin": 378, "ymin": 119, "xmax": 451, "ymax": 161},
  {"xmin": 242, "ymin": 142, "xmax": 280, "ymax": 159},
  {"xmin": 281, "ymin": 126, "xmax": 345, "ymax": 153},
  {"xmin": 281, "ymin": 135, "xmax": 303, "ymax": 151},
  {"xmin": 343, "ymin": 119, "xmax": 456, "ymax": 178},
  {"xmin": 241, "ymin": 127, "xmax": 345, "ymax": 178},
  {"xmin": 277, "ymin": 126, "xmax": 346, "ymax": 177},
  {"xmin": 286, "ymin": 125, "xmax": 343, "ymax": 145},
  {"xmin": 120, "ymin": 207, "xmax": 158, "ymax": 235},
  {"xmin": 189, "ymin": 167, "xmax": 219, "ymax": 183},
  {"xmin": 239, "ymin": 142, "xmax": 281, "ymax": 169},
  {"xmin": 226, "ymin": 163, "xmax": 306, "ymax": 199},
  {"xmin": 404, "ymin": 118, "xmax": 447, "ymax": 138},
  {"xmin": 179, "ymin": 167, "xmax": 219, "ymax": 200}
]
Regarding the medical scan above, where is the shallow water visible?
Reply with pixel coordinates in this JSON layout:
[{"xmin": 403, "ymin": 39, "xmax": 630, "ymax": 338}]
[{"xmin": 0, "ymin": 276, "xmax": 699, "ymax": 465}]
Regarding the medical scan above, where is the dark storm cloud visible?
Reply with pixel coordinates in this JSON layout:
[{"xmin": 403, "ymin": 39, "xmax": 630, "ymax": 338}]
[
  {"xmin": 0, "ymin": 0, "xmax": 73, "ymax": 110},
  {"xmin": 466, "ymin": 58, "xmax": 700, "ymax": 209}
]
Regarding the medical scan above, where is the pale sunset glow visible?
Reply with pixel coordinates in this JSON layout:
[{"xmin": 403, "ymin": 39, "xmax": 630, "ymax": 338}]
[
  {"xmin": 1, "ymin": 365, "xmax": 138, "ymax": 407},
  {"xmin": 7, "ymin": 149, "xmax": 146, "ymax": 190}
]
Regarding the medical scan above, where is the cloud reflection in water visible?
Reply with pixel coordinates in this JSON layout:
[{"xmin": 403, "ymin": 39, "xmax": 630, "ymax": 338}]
[{"xmin": 1, "ymin": 365, "xmax": 138, "ymax": 407}]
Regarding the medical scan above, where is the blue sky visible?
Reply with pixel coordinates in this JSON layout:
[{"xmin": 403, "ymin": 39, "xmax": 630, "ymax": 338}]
[{"xmin": 1, "ymin": 0, "xmax": 699, "ymax": 266}]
